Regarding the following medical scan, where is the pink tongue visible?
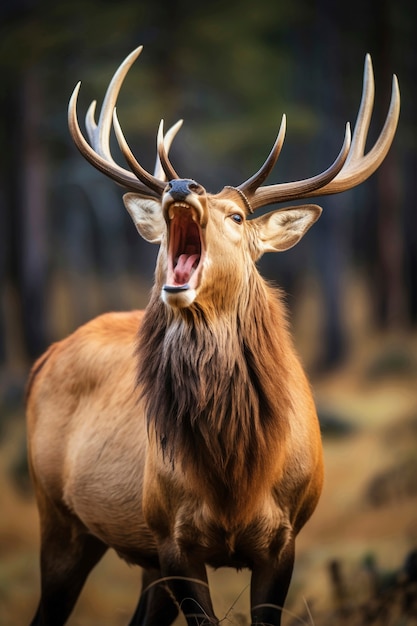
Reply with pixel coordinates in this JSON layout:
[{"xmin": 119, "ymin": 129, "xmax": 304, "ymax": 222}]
[{"xmin": 174, "ymin": 254, "xmax": 200, "ymax": 284}]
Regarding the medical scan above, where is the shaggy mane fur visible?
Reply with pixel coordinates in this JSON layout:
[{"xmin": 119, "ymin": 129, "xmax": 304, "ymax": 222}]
[{"xmin": 137, "ymin": 275, "xmax": 294, "ymax": 515}]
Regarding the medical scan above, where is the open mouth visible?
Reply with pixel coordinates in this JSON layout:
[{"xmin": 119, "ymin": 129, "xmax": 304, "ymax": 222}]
[{"xmin": 164, "ymin": 204, "xmax": 204, "ymax": 293}]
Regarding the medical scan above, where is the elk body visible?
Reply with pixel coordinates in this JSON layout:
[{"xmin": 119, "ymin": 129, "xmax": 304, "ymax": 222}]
[{"xmin": 26, "ymin": 47, "xmax": 399, "ymax": 626}]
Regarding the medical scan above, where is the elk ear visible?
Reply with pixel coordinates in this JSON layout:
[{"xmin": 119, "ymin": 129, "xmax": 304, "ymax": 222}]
[
  {"xmin": 253, "ymin": 204, "xmax": 322, "ymax": 254},
  {"xmin": 123, "ymin": 193, "xmax": 165, "ymax": 244}
]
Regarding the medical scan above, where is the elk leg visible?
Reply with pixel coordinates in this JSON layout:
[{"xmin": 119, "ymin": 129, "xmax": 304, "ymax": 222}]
[
  {"xmin": 128, "ymin": 568, "xmax": 179, "ymax": 626},
  {"xmin": 30, "ymin": 508, "xmax": 107, "ymax": 626},
  {"xmin": 250, "ymin": 539, "xmax": 295, "ymax": 626},
  {"xmin": 158, "ymin": 545, "xmax": 218, "ymax": 626}
]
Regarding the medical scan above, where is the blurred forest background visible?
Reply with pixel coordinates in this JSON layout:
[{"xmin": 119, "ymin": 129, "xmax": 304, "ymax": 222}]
[{"xmin": 0, "ymin": 0, "xmax": 416, "ymax": 624}]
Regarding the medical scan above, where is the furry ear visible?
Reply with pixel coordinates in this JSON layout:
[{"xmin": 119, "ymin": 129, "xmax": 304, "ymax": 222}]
[
  {"xmin": 123, "ymin": 193, "xmax": 165, "ymax": 244},
  {"xmin": 252, "ymin": 205, "xmax": 322, "ymax": 254}
]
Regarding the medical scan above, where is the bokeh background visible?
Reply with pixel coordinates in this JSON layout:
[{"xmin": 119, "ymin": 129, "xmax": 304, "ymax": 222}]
[{"xmin": 0, "ymin": 0, "xmax": 416, "ymax": 624}]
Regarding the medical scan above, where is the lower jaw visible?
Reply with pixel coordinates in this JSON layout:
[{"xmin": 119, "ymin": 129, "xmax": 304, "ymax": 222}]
[
  {"xmin": 161, "ymin": 287, "xmax": 197, "ymax": 308},
  {"xmin": 163, "ymin": 283, "xmax": 190, "ymax": 293}
]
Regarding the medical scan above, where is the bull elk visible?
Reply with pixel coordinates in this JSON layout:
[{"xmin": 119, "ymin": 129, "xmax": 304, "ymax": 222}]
[{"xmin": 26, "ymin": 46, "xmax": 399, "ymax": 626}]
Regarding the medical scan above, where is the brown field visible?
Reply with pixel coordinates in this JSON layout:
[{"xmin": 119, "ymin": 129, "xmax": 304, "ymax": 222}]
[{"xmin": 1, "ymin": 279, "xmax": 417, "ymax": 625}]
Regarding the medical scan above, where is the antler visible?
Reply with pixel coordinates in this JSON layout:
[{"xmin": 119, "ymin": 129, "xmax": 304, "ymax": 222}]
[
  {"xmin": 234, "ymin": 54, "xmax": 400, "ymax": 211},
  {"xmin": 68, "ymin": 45, "xmax": 181, "ymax": 197},
  {"xmin": 69, "ymin": 48, "xmax": 400, "ymax": 209}
]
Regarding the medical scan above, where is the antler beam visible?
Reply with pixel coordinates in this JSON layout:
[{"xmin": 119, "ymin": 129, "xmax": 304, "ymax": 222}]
[
  {"xmin": 68, "ymin": 47, "xmax": 400, "ymax": 210},
  {"xmin": 238, "ymin": 54, "xmax": 400, "ymax": 210},
  {"xmin": 68, "ymin": 46, "xmax": 181, "ymax": 197}
]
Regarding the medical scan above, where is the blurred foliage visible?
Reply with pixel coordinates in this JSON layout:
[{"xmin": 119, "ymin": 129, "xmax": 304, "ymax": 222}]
[
  {"xmin": 1, "ymin": 0, "xmax": 414, "ymax": 176},
  {"xmin": 0, "ymin": 0, "xmax": 415, "ymax": 377}
]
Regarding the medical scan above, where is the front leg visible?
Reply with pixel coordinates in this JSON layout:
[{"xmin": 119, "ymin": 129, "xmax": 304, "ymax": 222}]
[
  {"xmin": 128, "ymin": 568, "xmax": 179, "ymax": 626},
  {"xmin": 143, "ymin": 454, "xmax": 218, "ymax": 624},
  {"xmin": 158, "ymin": 538, "xmax": 218, "ymax": 626},
  {"xmin": 250, "ymin": 537, "xmax": 295, "ymax": 626}
]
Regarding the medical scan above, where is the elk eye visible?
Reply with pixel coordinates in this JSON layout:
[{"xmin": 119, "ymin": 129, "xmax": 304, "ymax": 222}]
[{"xmin": 230, "ymin": 213, "xmax": 243, "ymax": 224}]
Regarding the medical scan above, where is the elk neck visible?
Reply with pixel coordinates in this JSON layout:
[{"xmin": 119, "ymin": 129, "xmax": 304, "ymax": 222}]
[{"xmin": 137, "ymin": 271, "xmax": 294, "ymax": 513}]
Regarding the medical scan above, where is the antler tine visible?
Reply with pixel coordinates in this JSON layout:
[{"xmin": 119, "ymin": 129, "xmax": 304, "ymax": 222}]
[
  {"xmin": 112, "ymin": 109, "xmax": 165, "ymax": 194},
  {"xmin": 68, "ymin": 45, "xmax": 166, "ymax": 197},
  {"xmin": 238, "ymin": 114, "xmax": 286, "ymax": 195},
  {"xmin": 345, "ymin": 53, "xmax": 374, "ymax": 166},
  {"xmin": 156, "ymin": 120, "xmax": 181, "ymax": 181},
  {"xmin": 247, "ymin": 122, "xmax": 352, "ymax": 210},
  {"xmin": 154, "ymin": 119, "xmax": 183, "ymax": 180},
  {"xmin": 85, "ymin": 46, "xmax": 142, "ymax": 160}
]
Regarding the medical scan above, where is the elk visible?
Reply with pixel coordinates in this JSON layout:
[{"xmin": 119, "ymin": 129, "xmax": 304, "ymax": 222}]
[{"xmin": 26, "ymin": 46, "xmax": 399, "ymax": 626}]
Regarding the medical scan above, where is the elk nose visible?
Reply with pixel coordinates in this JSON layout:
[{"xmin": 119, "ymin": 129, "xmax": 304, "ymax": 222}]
[{"xmin": 167, "ymin": 179, "xmax": 200, "ymax": 202}]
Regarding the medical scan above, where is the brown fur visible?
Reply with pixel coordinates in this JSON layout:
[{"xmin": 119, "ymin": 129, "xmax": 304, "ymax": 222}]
[
  {"xmin": 139, "ymin": 279, "xmax": 297, "ymax": 525},
  {"xmin": 26, "ymin": 190, "xmax": 325, "ymax": 625},
  {"xmin": 27, "ymin": 46, "xmax": 399, "ymax": 624}
]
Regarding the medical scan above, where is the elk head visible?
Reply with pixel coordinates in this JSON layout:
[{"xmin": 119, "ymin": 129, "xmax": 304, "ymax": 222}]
[{"xmin": 68, "ymin": 46, "xmax": 400, "ymax": 311}]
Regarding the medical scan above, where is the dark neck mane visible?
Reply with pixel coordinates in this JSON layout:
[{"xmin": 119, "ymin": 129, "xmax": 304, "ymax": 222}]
[{"xmin": 137, "ymin": 278, "xmax": 294, "ymax": 515}]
